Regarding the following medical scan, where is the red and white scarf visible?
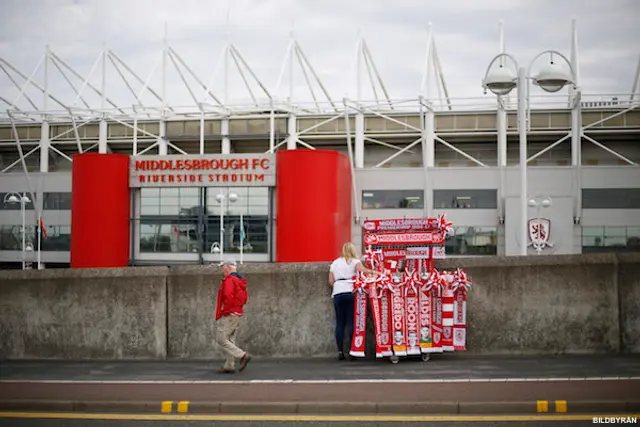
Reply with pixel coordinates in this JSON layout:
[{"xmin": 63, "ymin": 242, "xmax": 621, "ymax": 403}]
[
  {"xmin": 403, "ymin": 268, "xmax": 421, "ymax": 356},
  {"xmin": 451, "ymin": 268, "xmax": 472, "ymax": 351}
]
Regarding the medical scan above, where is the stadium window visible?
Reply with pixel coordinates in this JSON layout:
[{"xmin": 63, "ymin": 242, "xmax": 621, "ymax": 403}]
[
  {"xmin": 433, "ymin": 189, "xmax": 498, "ymax": 209},
  {"xmin": 361, "ymin": 190, "xmax": 424, "ymax": 209},
  {"xmin": 582, "ymin": 226, "xmax": 640, "ymax": 253},
  {"xmin": 582, "ymin": 189, "xmax": 640, "ymax": 209},
  {"xmin": 445, "ymin": 226, "xmax": 498, "ymax": 255},
  {"xmin": 43, "ymin": 192, "xmax": 72, "ymax": 210}
]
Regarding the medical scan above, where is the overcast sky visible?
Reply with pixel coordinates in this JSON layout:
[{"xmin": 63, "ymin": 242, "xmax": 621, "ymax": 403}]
[{"xmin": 1, "ymin": 0, "xmax": 638, "ymax": 112}]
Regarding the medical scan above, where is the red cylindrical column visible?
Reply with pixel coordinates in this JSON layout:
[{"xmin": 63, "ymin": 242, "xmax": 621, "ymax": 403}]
[
  {"xmin": 276, "ymin": 150, "xmax": 352, "ymax": 262},
  {"xmin": 71, "ymin": 153, "xmax": 130, "ymax": 268}
]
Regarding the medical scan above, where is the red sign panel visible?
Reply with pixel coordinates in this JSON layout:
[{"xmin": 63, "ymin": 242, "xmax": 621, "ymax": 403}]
[
  {"xmin": 363, "ymin": 218, "xmax": 440, "ymax": 232},
  {"xmin": 364, "ymin": 232, "xmax": 445, "ymax": 246}
]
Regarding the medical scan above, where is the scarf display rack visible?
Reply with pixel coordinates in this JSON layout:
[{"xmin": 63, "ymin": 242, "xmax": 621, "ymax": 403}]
[{"xmin": 350, "ymin": 214, "xmax": 473, "ymax": 364}]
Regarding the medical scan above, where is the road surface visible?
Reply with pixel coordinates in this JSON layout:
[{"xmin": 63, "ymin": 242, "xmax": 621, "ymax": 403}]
[{"xmin": 1, "ymin": 355, "xmax": 639, "ymax": 416}]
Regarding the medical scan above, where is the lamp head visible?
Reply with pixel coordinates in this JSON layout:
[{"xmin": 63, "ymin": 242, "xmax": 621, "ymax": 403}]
[
  {"xmin": 528, "ymin": 199, "xmax": 537, "ymax": 207},
  {"xmin": 533, "ymin": 61, "xmax": 572, "ymax": 93},
  {"xmin": 483, "ymin": 66, "xmax": 517, "ymax": 96},
  {"xmin": 215, "ymin": 193, "xmax": 225, "ymax": 203},
  {"xmin": 228, "ymin": 193, "xmax": 238, "ymax": 203},
  {"xmin": 6, "ymin": 195, "xmax": 20, "ymax": 204},
  {"xmin": 541, "ymin": 198, "xmax": 552, "ymax": 208}
]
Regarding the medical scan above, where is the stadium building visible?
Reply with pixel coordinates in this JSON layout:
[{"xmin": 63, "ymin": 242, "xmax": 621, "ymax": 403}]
[{"xmin": 0, "ymin": 21, "xmax": 638, "ymax": 268}]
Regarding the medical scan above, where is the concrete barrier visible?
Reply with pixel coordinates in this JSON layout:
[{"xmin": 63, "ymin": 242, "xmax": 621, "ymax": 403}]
[
  {"xmin": 0, "ymin": 253, "xmax": 638, "ymax": 359},
  {"xmin": 0, "ymin": 267, "xmax": 168, "ymax": 359},
  {"xmin": 167, "ymin": 263, "xmax": 335, "ymax": 359}
]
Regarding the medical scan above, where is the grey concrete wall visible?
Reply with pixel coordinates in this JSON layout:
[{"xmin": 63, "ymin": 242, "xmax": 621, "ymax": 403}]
[
  {"xmin": 0, "ymin": 267, "xmax": 167, "ymax": 359},
  {"xmin": 0, "ymin": 253, "xmax": 638, "ymax": 360},
  {"xmin": 436, "ymin": 254, "xmax": 624, "ymax": 354},
  {"xmin": 618, "ymin": 253, "xmax": 640, "ymax": 353}
]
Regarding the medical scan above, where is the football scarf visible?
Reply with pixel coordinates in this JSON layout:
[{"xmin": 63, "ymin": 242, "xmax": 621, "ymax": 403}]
[{"xmin": 451, "ymin": 268, "xmax": 472, "ymax": 351}]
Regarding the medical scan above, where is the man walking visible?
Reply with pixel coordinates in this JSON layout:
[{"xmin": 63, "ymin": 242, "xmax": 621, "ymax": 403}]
[{"xmin": 215, "ymin": 258, "xmax": 251, "ymax": 373}]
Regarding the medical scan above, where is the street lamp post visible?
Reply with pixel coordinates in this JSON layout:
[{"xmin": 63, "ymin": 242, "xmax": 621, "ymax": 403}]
[
  {"xmin": 3, "ymin": 192, "xmax": 31, "ymax": 269},
  {"xmin": 482, "ymin": 51, "xmax": 576, "ymax": 256},
  {"xmin": 212, "ymin": 190, "xmax": 238, "ymax": 262}
]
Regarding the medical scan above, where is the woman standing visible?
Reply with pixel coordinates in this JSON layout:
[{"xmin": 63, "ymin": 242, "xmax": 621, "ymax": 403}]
[{"xmin": 328, "ymin": 242, "xmax": 381, "ymax": 360}]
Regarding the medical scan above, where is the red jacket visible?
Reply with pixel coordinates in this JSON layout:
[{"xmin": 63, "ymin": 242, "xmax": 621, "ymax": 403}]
[{"xmin": 215, "ymin": 273, "xmax": 248, "ymax": 320}]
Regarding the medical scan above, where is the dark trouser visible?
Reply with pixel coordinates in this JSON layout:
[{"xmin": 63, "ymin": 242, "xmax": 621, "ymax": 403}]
[{"xmin": 333, "ymin": 292, "xmax": 354, "ymax": 353}]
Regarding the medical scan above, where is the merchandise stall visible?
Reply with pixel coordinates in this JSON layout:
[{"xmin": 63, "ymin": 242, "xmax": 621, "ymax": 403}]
[{"xmin": 350, "ymin": 214, "xmax": 473, "ymax": 364}]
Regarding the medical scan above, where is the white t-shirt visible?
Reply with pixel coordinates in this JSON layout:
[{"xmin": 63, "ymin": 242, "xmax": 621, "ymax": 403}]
[{"xmin": 330, "ymin": 257, "xmax": 361, "ymax": 297}]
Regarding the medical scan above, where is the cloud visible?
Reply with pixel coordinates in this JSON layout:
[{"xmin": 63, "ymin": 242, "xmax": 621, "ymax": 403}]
[{"xmin": 1, "ymin": 0, "xmax": 638, "ymax": 112}]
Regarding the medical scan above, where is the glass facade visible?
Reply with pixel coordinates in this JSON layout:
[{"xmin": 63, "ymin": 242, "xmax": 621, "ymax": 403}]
[
  {"xmin": 582, "ymin": 226, "xmax": 640, "ymax": 252},
  {"xmin": 43, "ymin": 192, "xmax": 72, "ymax": 210},
  {"xmin": 444, "ymin": 226, "xmax": 498, "ymax": 255},
  {"xmin": 135, "ymin": 186, "xmax": 271, "ymax": 260},
  {"xmin": 0, "ymin": 224, "xmax": 70, "ymax": 251},
  {"xmin": 362, "ymin": 190, "xmax": 424, "ymax": 209},
  {"xmin": 0, "ymin": 225, "xmax": 35, "ymax": 250},
  {"xmin": 582, "ymin": 189, "xmax": 640, "ymax": 209},
  {"xmin": 434, "ymin": 190, "xmax": 498, "ymax": 209}
]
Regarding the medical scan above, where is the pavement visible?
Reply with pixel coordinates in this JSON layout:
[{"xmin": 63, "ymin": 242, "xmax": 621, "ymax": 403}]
[{"xmin": 1, "ymin": 354, "xmax": 640, "ymax": 417}]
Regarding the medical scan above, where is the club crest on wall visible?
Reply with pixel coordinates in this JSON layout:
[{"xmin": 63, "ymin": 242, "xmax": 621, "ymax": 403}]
[{"xmin": 528, "ymin": 218, "xmax": 553, "ymax": 254}]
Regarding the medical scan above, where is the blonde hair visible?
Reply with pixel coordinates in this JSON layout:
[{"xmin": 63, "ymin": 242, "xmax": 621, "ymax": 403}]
[{"xmin": 341, "ymin": 242, "xmax": 358, "ymax": 263}]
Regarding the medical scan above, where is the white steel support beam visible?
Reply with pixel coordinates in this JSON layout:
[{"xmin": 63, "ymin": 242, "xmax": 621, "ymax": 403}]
[
  {"xmin": 365, "ymin": 136, "xmax": 416, "ymax": 154},
  {"xmin": 269, "ymin": 101, "xmax": 275, "ymax": 153},
  {"xmin": 571, "ymin": 95, "xmax": 582, "ymax": 166},
  {"xmin": 6, "ymin": 54, "xmax": 65, "ymax": 110},
  {"xmin": 287, "ymin": 114, "xmax": 297, "ymax": 150},
  {"xmin": 221, "ymin": 118, "xmax": 231, "ymax": 154},
  {"xmin": 199, "ymin": 109, "xmax": 205, "ymax": 155},
  {"xmin": 573, "ymin": 101, "xmax": 582, "ymax": 222},
  {"xmin": 1, "ymin": 146, "xmax": 39, "ymax": 174},
  {"xmin": 435, "ymin": 135, "xmax": 488, "ymax": 167},
  {"xmin": 419, "ymin": 97, "xmax": 431, "ymax": 217},
  {"xmin": 39, "ymin": 121, "xmax": 50, "ymax": 172},
  {"xmin": 425, "ymin": 109, "xmax": 435, "ymax": 167},
  {"xmin": 343, "ymin": 99, "xmax": 360, "ymax": 223},
  {"xmin": 158, "ymin": 120, "xmax": 168, "ymax": 155},
  {"xmin": 528, "ymin": 133, "xmax": 571, "ymax": 163},
  {"xmin": 355, "ymin": 113, "xmax": 364, "ymax": 168},
  {"xmin": 376, "ymin": 138, "xmax": 422, "ymax": 168},
  {"xmin": 133, "ymin": 112, "xmax": 138, "ymax": 155},
  {"xmin": 98, "ymin": 119, "xmax": 108, "ymax": 154},
  {"xmin": 49, "ymin": 50, "xmax": 124, "ymax": 113},
  {"xmin": 0, "ymin": 63, "xmax": 39, "ymax": 111},
  {"xmin": 631, "ymin": 55, "xmax": 640, "ymax": 102},
  {"xmin": 582, "ymin": 133, "xmax": 637, "ymax": 166},
  {"xmin": 43, "ymin": 45, "xmax": 49, "ymax": 111}
]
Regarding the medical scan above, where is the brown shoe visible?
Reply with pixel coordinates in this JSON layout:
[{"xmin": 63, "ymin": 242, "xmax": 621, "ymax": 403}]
[
  {"xmin": 238, "ymin": 353, "xmax": 252, "ymax": 372},
  {"xmin": 216, "ymin": 368, "xmax": 235, "ymax": 374}
]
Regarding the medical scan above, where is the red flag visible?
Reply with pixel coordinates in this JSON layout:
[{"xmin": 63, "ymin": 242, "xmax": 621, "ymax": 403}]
[{"xmin": 39, "ymin": 218, "xmax": 48, "ymax": 238}]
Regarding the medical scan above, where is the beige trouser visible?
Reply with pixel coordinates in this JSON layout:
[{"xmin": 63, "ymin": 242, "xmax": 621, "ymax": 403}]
[{"xmin": 216, "ymin": 314, "xmax": 246, "ymax": 370}]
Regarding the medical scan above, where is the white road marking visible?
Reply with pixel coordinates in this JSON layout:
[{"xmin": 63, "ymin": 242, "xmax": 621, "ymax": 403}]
[{"xmin": 0, "ymin": 376, "xmax": 638, "ymax": 385}]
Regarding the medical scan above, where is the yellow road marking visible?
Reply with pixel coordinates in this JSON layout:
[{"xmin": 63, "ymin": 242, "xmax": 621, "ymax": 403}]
[
  {"xmin": 555, "ymin": 400, "xmax": 567, "ymax": 413},
  {"xmin": 177, "ymin": 401, "xmax": 189, "ymax": 413},
  {"xmin": 160, "ymin": 401, "xmax": 173, "ymax": 413},
  {"xmin": 1, "ymin": 411, "xmax": 639, "ymax": 422},
  {"xmin": 537, "ymin": 400, "xmax": 548, "ymax": 412}
]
